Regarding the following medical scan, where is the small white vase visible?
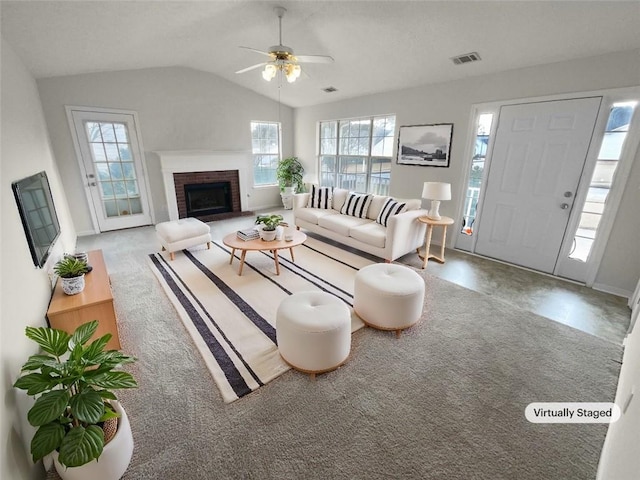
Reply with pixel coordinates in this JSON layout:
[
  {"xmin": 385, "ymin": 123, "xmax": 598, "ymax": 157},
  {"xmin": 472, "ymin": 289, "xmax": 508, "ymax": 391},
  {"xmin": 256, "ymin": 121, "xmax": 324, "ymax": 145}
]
[
  {"xmin": 53, "ymin": 401, "xmax": 134, "ymax": 480},
  {"xmin": 61, "ymin": 275, "xmax": 85, "ymax": 295}
]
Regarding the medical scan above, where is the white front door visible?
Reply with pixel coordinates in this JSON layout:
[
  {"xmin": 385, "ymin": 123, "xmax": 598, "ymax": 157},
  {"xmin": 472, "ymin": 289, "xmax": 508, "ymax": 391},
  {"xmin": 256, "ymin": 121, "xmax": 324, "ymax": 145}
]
[
  {"xmin": 69, "ymin": 108, "xmax": 153, "ymax": 232},
  {"xmin": 474, "ymin": 97, "xmax": 601, "ymax": 273}
]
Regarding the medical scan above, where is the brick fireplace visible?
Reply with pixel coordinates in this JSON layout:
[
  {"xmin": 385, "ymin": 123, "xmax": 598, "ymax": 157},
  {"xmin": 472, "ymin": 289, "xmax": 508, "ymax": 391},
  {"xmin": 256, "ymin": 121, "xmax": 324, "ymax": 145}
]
[
  {"xmin": 157, "ymin": 151, "xmax": 251, "ymax": 222},
  {"xmin": 173, "ymin": 170, "xmax": 241, "ymax": 222}
]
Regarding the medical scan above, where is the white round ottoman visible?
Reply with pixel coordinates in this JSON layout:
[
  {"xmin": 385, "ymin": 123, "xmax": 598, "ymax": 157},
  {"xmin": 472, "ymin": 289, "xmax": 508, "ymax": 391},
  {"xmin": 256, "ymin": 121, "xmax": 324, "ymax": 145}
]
[
  {"xmin": 276, "ymin": 291, "xmax": 351, "ymax": 379},
  {"xmin": 354, "ymin": 264, "xmax": 425, "ymax": 337}
]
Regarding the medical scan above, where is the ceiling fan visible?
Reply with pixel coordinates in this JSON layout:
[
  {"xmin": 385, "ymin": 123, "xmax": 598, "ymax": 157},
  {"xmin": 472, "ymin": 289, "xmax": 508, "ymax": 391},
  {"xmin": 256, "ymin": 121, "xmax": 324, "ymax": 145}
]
[{"xmin": 235, "ymin": 6, "xmax": 334, "ymax": 83}]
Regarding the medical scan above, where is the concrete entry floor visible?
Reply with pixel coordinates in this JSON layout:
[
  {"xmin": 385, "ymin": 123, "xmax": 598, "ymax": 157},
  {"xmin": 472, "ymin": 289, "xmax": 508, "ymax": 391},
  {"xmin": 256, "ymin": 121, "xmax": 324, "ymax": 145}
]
[
  {"xmin": 396, "ymin": 247, "xmax": 631, "ymax": 345},
  {"xmin": 77, "ymin": 208, "xmax": 631, "ymax": 345}
]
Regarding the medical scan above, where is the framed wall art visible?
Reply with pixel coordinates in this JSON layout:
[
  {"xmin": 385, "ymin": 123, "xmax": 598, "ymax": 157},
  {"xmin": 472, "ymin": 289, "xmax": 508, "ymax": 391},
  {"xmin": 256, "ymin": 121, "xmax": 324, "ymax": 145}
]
[{"xmin": 396, "ymin": 123, "xmax": 453, "ymax": 167}]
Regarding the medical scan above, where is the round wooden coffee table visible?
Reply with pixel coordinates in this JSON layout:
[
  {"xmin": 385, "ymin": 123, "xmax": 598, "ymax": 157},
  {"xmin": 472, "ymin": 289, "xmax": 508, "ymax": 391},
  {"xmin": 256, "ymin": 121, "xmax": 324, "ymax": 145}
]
[{"xmin": 222, "ymin": 230, "xmax": 307, "ymax": 276}]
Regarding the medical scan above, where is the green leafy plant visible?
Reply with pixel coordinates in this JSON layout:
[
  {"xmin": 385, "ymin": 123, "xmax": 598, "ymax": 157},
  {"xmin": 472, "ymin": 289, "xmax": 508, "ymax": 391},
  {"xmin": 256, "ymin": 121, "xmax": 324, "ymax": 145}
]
[
  {"xmin": 13, "ymin": 321, "xmax": 137, "ymax": 468},
  {"xmin": 276, "ymin": 157, "xmax": 305, "ymax": 193},
  {"xmin": 54, "ymin": 257, "xmax": 89, "ymax": 279},
  {"xmin": 255, "ymin": 214, "xmax": 285, "ymax": 231}
]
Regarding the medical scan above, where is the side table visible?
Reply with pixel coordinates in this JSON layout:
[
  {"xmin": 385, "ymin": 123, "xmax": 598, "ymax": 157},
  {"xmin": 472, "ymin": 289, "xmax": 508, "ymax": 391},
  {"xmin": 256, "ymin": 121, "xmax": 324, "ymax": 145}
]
[
  {"xmin": 47, "ymin": 250, "xmax": 121, "ymax": 350},
  {"xmin": 417, "ymin": 216, "xmax": 454, "ymax": 269}
]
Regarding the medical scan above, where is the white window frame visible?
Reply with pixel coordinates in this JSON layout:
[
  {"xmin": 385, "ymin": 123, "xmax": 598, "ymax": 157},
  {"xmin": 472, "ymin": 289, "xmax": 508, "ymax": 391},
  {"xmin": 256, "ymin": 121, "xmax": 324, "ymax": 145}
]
[
  {"xmin": 250, "ymin": 121, "xmax": 281, "ymax": 187},
  {"xmin": 318, "ymin": 114, "xmax": 396, "ymax": 195}
]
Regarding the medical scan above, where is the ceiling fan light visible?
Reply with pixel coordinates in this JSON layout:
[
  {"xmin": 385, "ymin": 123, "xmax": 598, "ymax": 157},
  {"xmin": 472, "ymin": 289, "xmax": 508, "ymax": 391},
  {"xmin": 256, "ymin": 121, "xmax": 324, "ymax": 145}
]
[
  {"xmin": 285, "ymin": 63, "xmax": 301, "ymax": 83},
  {"xmin": 262, "ymin": 64, "xmax": 277, "ymax": 81}
]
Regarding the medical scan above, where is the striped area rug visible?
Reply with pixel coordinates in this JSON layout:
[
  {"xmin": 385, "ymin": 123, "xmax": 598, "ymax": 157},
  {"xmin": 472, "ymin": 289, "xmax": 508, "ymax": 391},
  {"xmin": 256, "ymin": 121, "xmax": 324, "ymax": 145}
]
[{"xmin": 148, "ymin": 236, "xmax": 375, "ymax": 403}]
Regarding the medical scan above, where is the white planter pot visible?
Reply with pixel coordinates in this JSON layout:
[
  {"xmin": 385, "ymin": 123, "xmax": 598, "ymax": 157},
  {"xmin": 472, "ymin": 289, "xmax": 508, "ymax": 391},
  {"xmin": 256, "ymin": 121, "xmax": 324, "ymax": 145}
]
[
  {"xmin": 281, "ymin": 187, "xmax": 295, "ymax": 209},
  {"xmin": 259, "ymin": 229, "xmax": 277, "ymax": 241},
  {"xmin": 53, "ymin": 401, "xmax": 134, "ymax": 480},
  {"xmin": 281, "ymin": 193, "xmax": 294, "ymax": 210},
  {"xmin": 61, "ymin": 275, "xmax": 85, "ymax": 295}
]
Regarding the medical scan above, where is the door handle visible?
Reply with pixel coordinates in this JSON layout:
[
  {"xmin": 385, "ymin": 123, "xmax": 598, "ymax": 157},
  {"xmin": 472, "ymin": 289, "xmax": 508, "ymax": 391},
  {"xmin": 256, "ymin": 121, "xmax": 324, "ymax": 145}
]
[
  {"xmin": 560, "ymin": 203, "xmax": 569, "ymax": 210},
  {"xmin": 564, "ymin": 191, "xmax": 573, "ymax": 198}
]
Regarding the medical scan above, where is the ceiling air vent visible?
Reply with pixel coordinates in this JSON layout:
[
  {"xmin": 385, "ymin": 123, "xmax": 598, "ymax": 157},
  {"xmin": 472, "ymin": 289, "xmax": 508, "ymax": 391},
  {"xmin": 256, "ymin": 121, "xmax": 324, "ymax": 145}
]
[
  {"xmin": 323, "ymin": 86, "xmax": 338, "ymax": 93},
  {"xmin": 451, "ymin": 52, "xmax": 481, "ymax": 65}
]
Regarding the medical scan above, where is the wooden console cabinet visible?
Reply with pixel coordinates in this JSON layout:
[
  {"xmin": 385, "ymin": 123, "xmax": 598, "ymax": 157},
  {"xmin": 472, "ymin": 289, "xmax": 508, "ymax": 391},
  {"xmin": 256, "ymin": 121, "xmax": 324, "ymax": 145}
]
[{"xmin": 47, "ymin": 250, "xmax": 121, "ymax": 350}]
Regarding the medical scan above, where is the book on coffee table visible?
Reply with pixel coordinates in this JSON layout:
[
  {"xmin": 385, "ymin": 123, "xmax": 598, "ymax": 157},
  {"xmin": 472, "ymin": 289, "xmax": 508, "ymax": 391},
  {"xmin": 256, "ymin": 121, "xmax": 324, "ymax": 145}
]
[{"xmin": 237, "ymin": 228, "xmax": 259, "ymax": 241}]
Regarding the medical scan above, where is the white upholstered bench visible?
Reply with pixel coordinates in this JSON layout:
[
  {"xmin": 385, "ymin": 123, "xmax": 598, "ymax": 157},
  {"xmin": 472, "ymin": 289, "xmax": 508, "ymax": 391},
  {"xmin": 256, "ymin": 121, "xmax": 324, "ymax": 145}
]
[{"xmin": 155, "ymin": 218, "xmax": 212, "ymax": 260}]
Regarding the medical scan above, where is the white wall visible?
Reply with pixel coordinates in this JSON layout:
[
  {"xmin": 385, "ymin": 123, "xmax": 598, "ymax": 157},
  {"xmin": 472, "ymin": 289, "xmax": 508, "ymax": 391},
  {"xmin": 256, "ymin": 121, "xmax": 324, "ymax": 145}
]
[
  {"xmin": 1, "ymin": 37, "xmax": 77, "ymax": 480},
  {"xmin": 37, "ymin": 67, "xmax": 294, "ymax": 233},
  {"xmin": 294, "ymin": 49, "xmax": 640, "ymax": 294},
  {"xmin": 598, "ymin": 313, "xmax": 640, "ymax": 480}
]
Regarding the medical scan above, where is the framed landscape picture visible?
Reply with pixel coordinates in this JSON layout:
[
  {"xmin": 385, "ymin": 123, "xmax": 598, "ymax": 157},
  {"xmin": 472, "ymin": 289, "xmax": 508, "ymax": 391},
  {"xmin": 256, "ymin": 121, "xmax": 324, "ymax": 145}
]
[{"xmin": 396, "ymin": 123, "xmax": 454, "ymax": 167}]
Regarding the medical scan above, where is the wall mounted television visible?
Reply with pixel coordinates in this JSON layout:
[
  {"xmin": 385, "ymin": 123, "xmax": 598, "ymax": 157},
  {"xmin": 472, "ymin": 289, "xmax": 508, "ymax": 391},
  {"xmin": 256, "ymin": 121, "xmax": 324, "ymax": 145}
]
[{"xmin": 12, "ymin": 171, "xmax": 62, "ymax": 268}]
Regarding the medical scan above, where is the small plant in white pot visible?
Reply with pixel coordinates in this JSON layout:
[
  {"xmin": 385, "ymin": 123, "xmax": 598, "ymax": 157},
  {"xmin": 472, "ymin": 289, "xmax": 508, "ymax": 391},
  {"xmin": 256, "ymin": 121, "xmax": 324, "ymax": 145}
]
[
  {"xmin": 54, "ymin": 256, "xmax": 89, "ymax": 295},
  {"xmin": 13, "ymin": 320, "xmax": 137, "ymax": 480},
  {"xmin": 255, "ymin": 214, "xmax": 284, "ymax": 241}
]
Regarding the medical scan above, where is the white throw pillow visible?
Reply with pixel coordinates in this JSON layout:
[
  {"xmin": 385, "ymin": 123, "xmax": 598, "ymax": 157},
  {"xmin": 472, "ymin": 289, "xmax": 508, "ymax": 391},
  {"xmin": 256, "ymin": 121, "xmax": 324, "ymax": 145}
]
[
  {"xmin": 340, "ymin": 193, "xmax": 373, "ymax": 219},
  {"xmin": 376, "ymin": 198, "xmax": 407, "ymax": 227},
  {"xmin": 332, "ymin": 188, "xmax": 349, "ymax": 212},
  {"xmin": 307, "ymin": 185, "xmax": 332, "ymax": 209},
  {"xmin": 367, "ymin": 195, "xmax": 391, "ymax": 220}
]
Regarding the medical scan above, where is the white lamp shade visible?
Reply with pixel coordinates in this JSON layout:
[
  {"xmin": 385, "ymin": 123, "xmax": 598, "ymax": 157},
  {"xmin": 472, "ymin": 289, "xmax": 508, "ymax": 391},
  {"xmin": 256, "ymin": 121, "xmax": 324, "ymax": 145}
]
[{"xmin": 421, "ymin": 182, "xmax": 451, "ymax": 201}]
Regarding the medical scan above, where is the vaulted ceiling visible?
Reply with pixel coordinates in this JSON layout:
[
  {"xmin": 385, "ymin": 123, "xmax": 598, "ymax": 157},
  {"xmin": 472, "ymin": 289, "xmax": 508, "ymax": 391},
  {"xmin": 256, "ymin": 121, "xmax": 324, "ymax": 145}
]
[{"xmin": 2, "ymin": 1, "xmax": 640, "ymax": 108}]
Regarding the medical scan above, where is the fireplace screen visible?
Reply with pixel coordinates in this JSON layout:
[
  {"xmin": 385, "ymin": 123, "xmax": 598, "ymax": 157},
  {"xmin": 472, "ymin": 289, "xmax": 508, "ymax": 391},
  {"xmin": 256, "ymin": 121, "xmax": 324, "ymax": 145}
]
[{"xmin": 184, "ymin": 182, "xmax": 232, "ymax": 217}]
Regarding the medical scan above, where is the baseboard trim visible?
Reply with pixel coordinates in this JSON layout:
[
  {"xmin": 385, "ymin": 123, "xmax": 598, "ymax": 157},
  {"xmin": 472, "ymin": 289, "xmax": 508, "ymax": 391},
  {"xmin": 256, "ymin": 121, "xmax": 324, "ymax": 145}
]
[
  {"xmin": 77, "ymin": 229, "xmax": 98, "ymax": 237},
  {"xmin": 592, "ymin": 283, "xmax": 633, "ymax": 300}
]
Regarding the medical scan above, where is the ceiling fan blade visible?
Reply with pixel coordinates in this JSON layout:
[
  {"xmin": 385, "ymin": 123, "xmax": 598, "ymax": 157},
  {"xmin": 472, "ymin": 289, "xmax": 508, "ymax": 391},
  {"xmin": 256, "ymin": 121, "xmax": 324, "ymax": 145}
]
[
  {"xmin": 295, "ymin": 54, "xmax": 334, "ymax": 64},
  {"xmin": 239, "ymin": 46, "xmax": 273, "ymax": 57},
  {"xmin": 235, "ymin": 62, "xmax": 267, "ymax": 74}
]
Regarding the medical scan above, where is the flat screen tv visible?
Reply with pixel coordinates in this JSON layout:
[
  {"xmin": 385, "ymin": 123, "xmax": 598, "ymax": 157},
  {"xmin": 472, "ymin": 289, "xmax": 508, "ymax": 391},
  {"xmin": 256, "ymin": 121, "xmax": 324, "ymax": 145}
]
[{"xmin": 12, "ymin": 171, "xmax": 62, "ymax": 268}]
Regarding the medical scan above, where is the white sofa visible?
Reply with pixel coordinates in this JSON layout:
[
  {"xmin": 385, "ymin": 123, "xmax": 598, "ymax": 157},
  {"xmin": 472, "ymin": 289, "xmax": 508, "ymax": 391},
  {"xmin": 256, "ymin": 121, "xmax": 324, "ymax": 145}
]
[{"xmin": 293, "ymin": 188, "xmax": 428, "ymax": 262}]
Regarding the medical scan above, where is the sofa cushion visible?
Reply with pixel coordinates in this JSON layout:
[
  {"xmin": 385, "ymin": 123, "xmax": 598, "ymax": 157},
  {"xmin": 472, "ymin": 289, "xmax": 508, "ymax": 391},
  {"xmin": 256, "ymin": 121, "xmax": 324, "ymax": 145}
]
[
  {"xmin": 376, "ymin": 198, "xmax": 407, "ymax": 227},
  {"xmin": 296, "ymin": 207, "xmax": 338, "ymax": 225},
  {"xmin": 340, "ymin": 193, "xmax": 373, "ymax": 218},
  {"xmin": 332, "ymin": 188, "xmax": 349, "ymax": 212},
  {"xmin": 397, "ymin": 198, "xmax": 422, "ymax": 211},
  {"xmin": 307, "ymin": 185, "xmax": 332, "ymax": 209},
  {"xmin": 367, "ymin": 195, "xmax": 391, "ymax": 220},
  {"xmin": 318, "ymin": 214, "xmax": 372, "ymax": 237},
  {"xmin": 349, "ymin": 222, "xmax": 387, "ymax": 249}
]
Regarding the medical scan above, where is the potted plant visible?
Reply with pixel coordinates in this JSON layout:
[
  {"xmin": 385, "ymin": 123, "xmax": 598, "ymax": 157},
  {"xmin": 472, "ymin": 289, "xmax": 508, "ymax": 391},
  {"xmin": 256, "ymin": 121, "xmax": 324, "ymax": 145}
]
[
  {"xmin": 13, "ymin": 320, "xmax": 137, "ymax": 480},
  {"xmin": 54, "ymin": 256, "xmax": 89, "ymax": 295},
  {"xmin": 276, "ymin": 157, "xmax": 305, "ymax": 208},
  {"xmin": 255, "ymin": 214, "xmax": 285, "ymax": 241}
]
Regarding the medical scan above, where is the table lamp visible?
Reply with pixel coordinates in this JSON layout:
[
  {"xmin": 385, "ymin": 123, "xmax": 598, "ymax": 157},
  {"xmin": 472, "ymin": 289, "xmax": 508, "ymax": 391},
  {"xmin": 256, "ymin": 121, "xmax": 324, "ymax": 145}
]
[{"xmin": 422, "ymin": 182, "xmax": 451, "ymax": 220}]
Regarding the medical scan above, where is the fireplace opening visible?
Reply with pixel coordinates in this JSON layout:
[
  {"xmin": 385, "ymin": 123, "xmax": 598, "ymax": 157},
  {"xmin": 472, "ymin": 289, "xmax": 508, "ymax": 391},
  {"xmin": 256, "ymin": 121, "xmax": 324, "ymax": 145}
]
[{"xmin": 184, "ymin": 181, "xmax": 232, "ymax": 218}]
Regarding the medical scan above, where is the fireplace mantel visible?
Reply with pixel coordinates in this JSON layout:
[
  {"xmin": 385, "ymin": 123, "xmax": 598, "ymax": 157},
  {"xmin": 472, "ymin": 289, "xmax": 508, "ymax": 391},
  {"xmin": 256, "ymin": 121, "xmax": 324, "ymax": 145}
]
[{"xmin": 156, "ymin": 150, "xmax": 250, "ymax": 221}]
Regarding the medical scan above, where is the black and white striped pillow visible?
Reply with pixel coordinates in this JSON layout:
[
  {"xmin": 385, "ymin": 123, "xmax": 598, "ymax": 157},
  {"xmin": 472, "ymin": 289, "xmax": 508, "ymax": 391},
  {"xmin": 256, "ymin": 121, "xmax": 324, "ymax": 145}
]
[
  {"xmin": 307, "ymin": 185, "xmax": 332, "ymax": 209},
  {"xmin": 376, "ymin": 198, "xmax": 407, "ymax": 226},
  {"xmin": 340, "ymin": 193, "xmax": 373, "ymax": 218}
]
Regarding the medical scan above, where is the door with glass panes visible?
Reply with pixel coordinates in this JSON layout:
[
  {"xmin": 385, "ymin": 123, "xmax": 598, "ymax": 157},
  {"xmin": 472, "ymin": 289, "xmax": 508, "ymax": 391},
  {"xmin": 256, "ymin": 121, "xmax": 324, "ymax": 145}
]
[
  {"xmin": 474, "ymin": 97, "xmax": 601, "ymax": 273},
  {"xmin": 70, "ymin": 109, "xmax": 153, "ymax": 232}
]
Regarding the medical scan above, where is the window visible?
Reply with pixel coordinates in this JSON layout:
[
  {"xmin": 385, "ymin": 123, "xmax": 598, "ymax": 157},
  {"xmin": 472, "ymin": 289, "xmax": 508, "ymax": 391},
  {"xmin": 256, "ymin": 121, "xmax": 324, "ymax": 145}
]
[
  {"xmin": 251, "ymin": 121, "xmax": 281, "ymax": 186},
  {"xmin": 86, "ymin": 121, "xmax": 142, "ymax": 217},
  {"xmin": 569, "ymin": 102, "xmax": 637, "ymax": 262},
  {"xmin": 461, "ymin": 113, "xmax": 494, "ymax": 235},
  {"xmin": 319, "ymin": 115, "xmax": 396, "ymax": 195}
]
